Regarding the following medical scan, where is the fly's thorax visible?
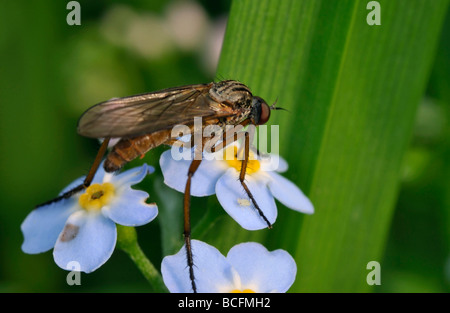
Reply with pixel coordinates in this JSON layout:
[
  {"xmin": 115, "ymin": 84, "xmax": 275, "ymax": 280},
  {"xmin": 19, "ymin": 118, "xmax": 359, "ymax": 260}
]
[{"xmin": 210, "ymin": 80, "xmax": 253, "ymax": 110}]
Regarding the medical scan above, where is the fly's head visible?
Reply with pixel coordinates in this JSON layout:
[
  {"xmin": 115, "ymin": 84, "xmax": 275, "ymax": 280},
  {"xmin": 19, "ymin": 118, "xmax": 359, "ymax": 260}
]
[
  {"xmin": 249, "ymin": 96, "xmax": 271, "ymax": 125},
  {"xmin": 210, "ymin": 81, "xmax": 273, "ymax": 126}
]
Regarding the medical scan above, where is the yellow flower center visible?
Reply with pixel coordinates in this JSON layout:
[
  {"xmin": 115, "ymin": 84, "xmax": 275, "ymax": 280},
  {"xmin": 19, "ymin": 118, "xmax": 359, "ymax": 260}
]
[
  {"xmin": 231, "ymin": 289, "xmax": 255, "ymax": 293},
  {"xmin": 224, "ymin": 146, "xmax": 260, "ymax": 174},
  {"xmin": 78, "ymin": 183, "xmax": 115, "ymax": 211}
]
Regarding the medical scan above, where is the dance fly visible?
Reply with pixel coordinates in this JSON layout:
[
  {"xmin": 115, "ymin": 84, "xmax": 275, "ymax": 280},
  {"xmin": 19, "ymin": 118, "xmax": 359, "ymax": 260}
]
[{"xmin": 36, "ymin": 80, "xmax": 277, "ymax": 292}]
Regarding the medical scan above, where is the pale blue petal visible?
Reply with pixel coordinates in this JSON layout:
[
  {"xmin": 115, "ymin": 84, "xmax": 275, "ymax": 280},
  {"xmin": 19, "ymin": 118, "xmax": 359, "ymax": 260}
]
[
  {"xmin": 53, "ymin": 210, "xmax": 116, "ymax": 273},
  {"xmin": 59, "ymin": 177, "xmax": 85, "ymax": 196},
  {"xmin": 21, "ymin": 199, "xmax": 79, "ymax": 254},
  {"xmin": 215, "ymin": 169, "xmax": 277, "ymax": 230},
  {"xmin": 267, "ymin": 172, "xmax": 314, "ymax": 214},
  {"xmin": 227, "ymin": 242, "xmax": 297, "ymax": 293},
  {"xmin": 111, "ymin": 163, "xmax": 153, "ymax": 187},
  {"xmin": 160, "ymin": 149, "xmax": 226, "ymax": 196},
  {"xmin": 102, "ymin": 188, "xmax": 158, "ymax": 226},
  {"xmin": 161, "ymin": 240, "xmax": 237, "ymax": 293}
]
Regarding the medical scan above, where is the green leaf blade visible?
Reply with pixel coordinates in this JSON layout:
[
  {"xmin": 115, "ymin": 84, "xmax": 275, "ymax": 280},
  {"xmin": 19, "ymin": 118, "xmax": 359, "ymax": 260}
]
[{"xmin": 212, "ymin": 0, "xmax": 449, "ymax": 292}]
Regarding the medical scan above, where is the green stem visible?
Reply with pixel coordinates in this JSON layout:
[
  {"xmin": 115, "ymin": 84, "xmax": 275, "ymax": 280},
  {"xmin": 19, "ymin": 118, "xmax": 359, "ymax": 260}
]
[{"xmin": 116, "ymin": 225, "xmax": 168, "ymax": 293}]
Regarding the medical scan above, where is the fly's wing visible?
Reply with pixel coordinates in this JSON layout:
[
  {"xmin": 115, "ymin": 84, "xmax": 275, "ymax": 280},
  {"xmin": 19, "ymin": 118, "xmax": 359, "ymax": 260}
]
[{"xmin": 77, "ymin": 83, "xmax": 235, "ymax": 138}]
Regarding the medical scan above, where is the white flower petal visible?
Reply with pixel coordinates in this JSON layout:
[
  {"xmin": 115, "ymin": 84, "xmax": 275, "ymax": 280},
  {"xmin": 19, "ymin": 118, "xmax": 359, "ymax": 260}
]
[
  {"xmin": 161, "ymin": 240, "xmax": 236, "ymax": 293},
  {"xmin": 160, "ymin": 149, "xmax": 226, "ymax": 196},
  {"xmin": 259, "ymin": 154, "xmax": 288, "ymax": 173},
  {"xmin": 21, "ymin": 199, "xmax": 79, "ymax": 254},
  {"xmin": 53, "ymin": 210, "xmax": 116, "ymax": 273},
  {"xmin": 227, "ymin": 242, "xmax": 297, "ymax": 293},
  {"xmin": 215, "ymin": 169, "xmax": 277, "ymax": 230},
  {"xmin": 102, "ymin": 188, "xmax": 158, "ymax": 226},
  {"xmin": 267, "ymin": 172, "xmax": 314, "ymax": 214},
  {"xmin": 111, "ymin": 163, "xmax": 153, "ymax": 187}
]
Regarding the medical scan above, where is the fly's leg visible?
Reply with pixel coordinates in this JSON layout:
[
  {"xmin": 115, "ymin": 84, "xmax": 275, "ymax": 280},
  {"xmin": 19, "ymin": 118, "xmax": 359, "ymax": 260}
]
[
  {"xmin": 210, "ymin": 129, "xmax": 271, "ymax": 228},
  {"xmin": 183, "ymin": 132, "xmax": 226, "ymax": 293},
  {"xmin": 208, "ymin": 130, "xmax": 243, "ymax": 153},
  {"xmin": 182, "ymin": 128, "xmax": 272, "ymax": 292},
  {"xmin": 239, "ymin": 132, "xmax": 272, "ymax": 228},
  {"xmin": 183, "ymin": 150, "xmax": 202, "ymax": 293},
  {"xmin": 35, "ymin": 138, "xmax": 111, "ymax": 208},
  {"xmin": 211, "ymin": 130, "xmax": 272, "ymax": 228}
]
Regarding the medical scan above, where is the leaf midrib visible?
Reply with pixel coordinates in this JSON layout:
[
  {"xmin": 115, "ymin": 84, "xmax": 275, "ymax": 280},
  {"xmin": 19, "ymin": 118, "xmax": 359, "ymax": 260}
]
[{"xmin": 307, "ymin": 0, "xmax": 360, "ymax": 197}]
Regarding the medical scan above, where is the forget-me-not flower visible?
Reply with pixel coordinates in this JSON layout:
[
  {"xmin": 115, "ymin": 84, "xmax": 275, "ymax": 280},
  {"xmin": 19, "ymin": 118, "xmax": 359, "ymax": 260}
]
[
  {"xmin": 161, "ymin": 240, "xmax": 297, "ymax": 293},
  {"xmin": 160, "ymin": 142, "xmax": 313, "ymax": 230},
  {"xmin": 21, "ymin": 163, "xmax": 158, "ymax": 273}
]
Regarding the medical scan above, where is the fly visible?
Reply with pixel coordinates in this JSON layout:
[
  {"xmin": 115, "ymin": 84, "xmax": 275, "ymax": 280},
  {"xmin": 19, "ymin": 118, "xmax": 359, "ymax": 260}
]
[{"xmin": 35, "ymin": 80, "xmax": 278, "ymax": 293}]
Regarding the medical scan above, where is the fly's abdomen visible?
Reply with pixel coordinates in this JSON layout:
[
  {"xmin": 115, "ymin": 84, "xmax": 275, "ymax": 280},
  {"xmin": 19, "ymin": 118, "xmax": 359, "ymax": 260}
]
[{"xmin": 104, "ymin": 130, "xmax": 172, "ymax": 172}]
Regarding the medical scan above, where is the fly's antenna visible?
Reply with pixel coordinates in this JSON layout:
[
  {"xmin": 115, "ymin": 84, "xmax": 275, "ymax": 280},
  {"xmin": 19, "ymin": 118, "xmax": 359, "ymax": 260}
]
[{"xmin": 270, "ymin": 97, "xmax": 288, "ymax": 112}]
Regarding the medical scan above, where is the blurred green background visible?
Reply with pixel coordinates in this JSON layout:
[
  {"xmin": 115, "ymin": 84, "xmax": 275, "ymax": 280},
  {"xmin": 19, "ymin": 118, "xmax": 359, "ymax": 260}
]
[{"xmin": 0, "ymin": 0, "xmax": 449, "ymax": 292}]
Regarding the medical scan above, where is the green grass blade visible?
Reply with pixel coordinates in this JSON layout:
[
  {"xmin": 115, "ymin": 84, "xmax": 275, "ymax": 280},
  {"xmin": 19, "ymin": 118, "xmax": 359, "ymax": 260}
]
[{"xmin": 209, "ymin": 0, "xmax": 449, "ymax": 292}]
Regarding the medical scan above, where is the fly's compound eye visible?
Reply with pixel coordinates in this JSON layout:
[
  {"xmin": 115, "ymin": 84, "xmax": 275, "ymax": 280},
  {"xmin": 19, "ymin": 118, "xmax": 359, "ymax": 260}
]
[{"xmin": 254, "ymin": 96, "xmax": 271, "ymax": 125}]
